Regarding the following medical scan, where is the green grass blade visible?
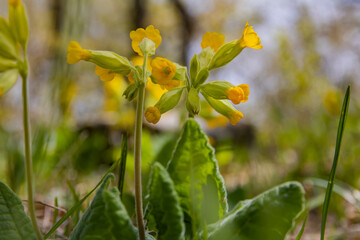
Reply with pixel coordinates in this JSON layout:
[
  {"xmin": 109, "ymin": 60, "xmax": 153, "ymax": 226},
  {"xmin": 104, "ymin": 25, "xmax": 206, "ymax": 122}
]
[
  {"xmin": 44, "ymin": 159, "xmax": 120, "ymax": 239},
  {"xmin": 320, "ymin": 85, "xmax": 350, "ymax": 240},
  {"xmin": 52, "ymin": 197, "xmax": 59, "ymax": 226},
  {"xmin": 295, "ymin": 213, "xmax": 308, "ymax": 240},
  {"xmin": 117, "ymin": 133, "xmax": 128, "ymax": 199}
]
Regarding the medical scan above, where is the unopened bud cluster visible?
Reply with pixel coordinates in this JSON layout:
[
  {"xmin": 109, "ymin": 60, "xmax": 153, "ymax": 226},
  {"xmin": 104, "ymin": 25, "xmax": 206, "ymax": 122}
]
[{"xmin": 0, "ymin": 0, "xmax": 29, "ymax": 97}]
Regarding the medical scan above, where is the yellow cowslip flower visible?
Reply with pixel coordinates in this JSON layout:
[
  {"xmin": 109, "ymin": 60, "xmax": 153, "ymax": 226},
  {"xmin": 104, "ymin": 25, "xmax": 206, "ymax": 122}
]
[
  {"xmin": 151, "ymin": 57, "xmax": 177, "ymax": 88},
  {"xmin": 207, "ymin": 115, "xmax": 228, "ymax": 128},
  {"xmin": 145, "ymin": 106, "xmax": 161, "ymax": 124},
  {"xmin": 238, "ymin": 22, "xmax": 262, "ymax": 49},
  {"xmin": 8, "ymin": 0, "xmax": 20, "ymax": 6},
  {"xmin": 227, "ymin": 87, "xmax": 244, "ymax": 105},
  {"xmin": 0, "ymin": 88, "xmax": 3, "ymax": 97},
  {"xmin": 67, "ymin": 41, "xmax": 91, "ymax": 64},
  {"xmin": 201, "ymin": 32, "xmax": 225, "ymax": 52},
  {"xmin": 130, "ymin": 25, "xmax": 162, "ymax": 56},
  {"xmin": 236, "ymin": 83, "xmax": 250, "ymax": 103},
  {"xmin": 229, "ymin": 110, "xmax": 243, "ymax": 125},
  {"xmin": 95, "ymin": 66, "xmax": 119, "ymax": 82}
]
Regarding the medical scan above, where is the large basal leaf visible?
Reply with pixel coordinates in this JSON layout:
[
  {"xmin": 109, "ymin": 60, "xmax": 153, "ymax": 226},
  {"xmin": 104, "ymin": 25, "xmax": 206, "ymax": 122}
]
[
  {"xmin": 202, "ymin": 181, "xmax": 305, "ymax": 240},
  {"xmin": 167, "ymin": 119, "xmax": 227, "ymax": 231},
  {"xmin": 69, "ymin": 175, "xmax": 155, "ymax": 240},
  {"xmin": 0, "ymin": 181, "xmax": 37, "ymax": 240},
  {"xmin": 145, "ymin": 162, "xmax": 185, "ymax": 240}
]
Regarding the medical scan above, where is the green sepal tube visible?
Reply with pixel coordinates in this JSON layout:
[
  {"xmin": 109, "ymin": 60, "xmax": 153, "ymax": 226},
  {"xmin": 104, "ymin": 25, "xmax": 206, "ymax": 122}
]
[
  {"xmin": 193, "ymin": 68, "xmax": 209, "ymax": 88},
  {"xmin": 155, "ymin": 86, "xmax": 185, "ymax": 114},
  {"xmin": 9, "ymin": 1, "xmax": 29, "ymax": 49},
  {"xmin": 123, "ymin": 82, "xmax": 138, "ymax": 101},
  {"xmin": 173, "ymin": 63, "xmax": 187, "ymax": 81},
  {"xmin": 189, "ymin": 54, "xmax": 200, "ymax": 83},
  {"xmin": 0, "ymin": 56, "xmax": 17, "ymax": 72},
  {"xmin": 202, "ymin": 92, "xmax": 236, "ymax": 118},
  {"xmin": 200, "ymin": 81, "xmax": 234, "ymax": 100},
  {"xmin": 186, "ymin": 87, "xmax": 201, "ymax": 116},
  {"xmin": 0, "ymin": 18, "xmax": 18, "ymax": 59},
  {"xmin": 0, "ymin": 69, "xmax": 18, "ymax": 97},
  {"xmin": 208, "ymin": 40, "xmax": 244, "ymax": 71},
  {"xmin": 88, "ymin": 50, "xmax": 132, "ymax": 75}
]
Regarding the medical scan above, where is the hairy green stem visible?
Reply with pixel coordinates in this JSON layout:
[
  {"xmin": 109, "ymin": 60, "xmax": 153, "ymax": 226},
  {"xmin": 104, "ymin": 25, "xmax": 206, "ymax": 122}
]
[
  {"xmin": 134, "ymin": 53, "xmax": 148, "ymax": 240},
  {"xmin": 21, "ymin": 68, "xmax": 43, "ymax": 240}
]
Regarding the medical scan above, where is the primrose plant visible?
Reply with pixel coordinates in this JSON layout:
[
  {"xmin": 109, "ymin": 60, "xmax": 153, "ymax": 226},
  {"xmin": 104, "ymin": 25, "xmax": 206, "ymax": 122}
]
[
  {"xmin": 64, "ymin": 24, "xmax": 305, "ymax": 240},
  {"xmin": 0, "ymin": 1, "xmax": 306, "ymax": 239}
]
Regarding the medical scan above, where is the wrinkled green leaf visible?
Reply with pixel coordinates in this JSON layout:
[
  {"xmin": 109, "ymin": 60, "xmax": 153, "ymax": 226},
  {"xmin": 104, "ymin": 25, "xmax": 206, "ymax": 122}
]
[
  {"xmin": 0, "ymin": 181, "xmax": 37, "ymax": 240},
  {"xmin": 70, "ymin": 175, "xmax": 155, "ymax": 240},
  {"xmin": 201, "ymin": 181, "xmax": 305, "ymax": 240},
  {"xmin": 145, "ymin": 162, "xmax": 185, "ymax": 240},
  {"xmin": 69, "ymin": 175, "xmax": 116, "ymax": 240},
  {"xmin": 167, "ymin": 119, "xmax": 227, "ymax": 232}
]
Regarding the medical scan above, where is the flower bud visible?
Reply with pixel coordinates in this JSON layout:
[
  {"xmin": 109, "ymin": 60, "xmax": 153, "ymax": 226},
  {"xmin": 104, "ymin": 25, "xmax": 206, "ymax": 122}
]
[
  {"xmin": 208, "ymin": 40, "xmax": 243, "ymax": 71},
  {"xmin": 202, "ymin": 93, "xmax": 243, "ymax": 125},
  {"xmin": 8, "ymin": 0, "xmax": 29, "ymax": 49},
  {"xmin": 0, "ymin": 69, "xmax": 18, "ymax": 97},
  {"xmin": 173, "ymin": 63, "xmax": 186, "ymax": 81},
  {"xmin": 0, "ymin": 18, "xmax": 17, "ymax": 59},
  {"xmin": 198, "ymin": 47, "xmax": 215, "ymax": 69},
  {"xmin": 193, "ymin": 68, "xmax": 209, "ymax": 88},
  {"xmin": 122, "ymin": 82, "xmax": 138, "ymax": 101},
  {"xmin": 139, "ymin": 38, "xmax": 156, "ymax": 56},
  {"xmin": 186, "ymin": 87, "xmax": 201, "ymax": 115},
  {"xmin": 145, "ymin": 106, "xmax": 161, "ymax": 124},
  {"xmin": 155, "ymin": 86, "xmax": 185, "ymax": 114},
  {"xmin": 189, "ymin": 54, "xmax": 200, "ymax": 82},
  {"xmin": 0, "ymin": 56, "xmax": 16, "ymax": 72}
]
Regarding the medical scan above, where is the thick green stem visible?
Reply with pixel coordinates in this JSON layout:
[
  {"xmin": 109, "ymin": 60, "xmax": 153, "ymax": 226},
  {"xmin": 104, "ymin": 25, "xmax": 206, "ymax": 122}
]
[
  {"xmin": 134, "ymin": 53, "xmax": 148, "ymax": 240},
  {"xmin": 21, "ymin": 71, "xmax": 43, "ymax": 240}
]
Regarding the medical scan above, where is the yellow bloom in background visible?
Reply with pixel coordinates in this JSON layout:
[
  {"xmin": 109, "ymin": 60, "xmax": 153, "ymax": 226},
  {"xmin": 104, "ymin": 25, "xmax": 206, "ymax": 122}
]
[
  {"xmin": 229, "ymin": 110, "xmax": 243, "ymax": 125},
  {"xmin": 147, "ymin": 80, "xmax": 167, "ymax": 100},
  {"xmin": 227, "ymin": 87, "xmax": 244, "ymax": 105},
  {"xmin": 201, "ymin": 32, "xmax": 225, "ymax": 52},
  {"xmin": 130, "ymin": 25, "xmax": 162, "ymax": 56},
  {"xmin": 323, "ymin": 89, "xmax": 341, "ymax": 115},
  {"xmin": 151, "ymin": 57, "xmax": 178, "ymax": 90},
  {"xmin": 207, "ymin": 115, "xmax": 228, "ymax": 128},
  {"xmin": 239, "ymin": 22, "xmax": 263, "ymax": 49},
  {"xmin": 95, "ymin": 66, "xmax": 119, "ymax": 82},
  {"xmin": 67, "ymin": 41, "xmax": 91, "ymax": 64},
  {"xmin": 145, "ymin": 106, "xmax": 161, "ymax": 124},
  {"xmin": 0, "ymin": 88, "xmax": 3, "ymax": 98},
  {"xmin": 237, "ymin": 84, "xmax": 250, "ymax": 103}
]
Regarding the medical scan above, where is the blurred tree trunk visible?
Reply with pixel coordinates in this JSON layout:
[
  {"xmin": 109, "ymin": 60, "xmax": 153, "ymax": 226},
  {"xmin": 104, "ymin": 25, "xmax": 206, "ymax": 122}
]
[{"xmin": 172, "ymin": 0, "xmax": 193, "ymax": 64}]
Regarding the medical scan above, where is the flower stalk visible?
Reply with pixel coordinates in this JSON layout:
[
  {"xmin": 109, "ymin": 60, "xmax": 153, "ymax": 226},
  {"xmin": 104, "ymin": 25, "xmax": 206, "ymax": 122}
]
[
  {"xmin": 20, "ymin": 55, "xmax": 43, "ymax": 240},
  {"xmin": 133, "ymin": 53, "xmax": 148, "ymax": 240}
]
